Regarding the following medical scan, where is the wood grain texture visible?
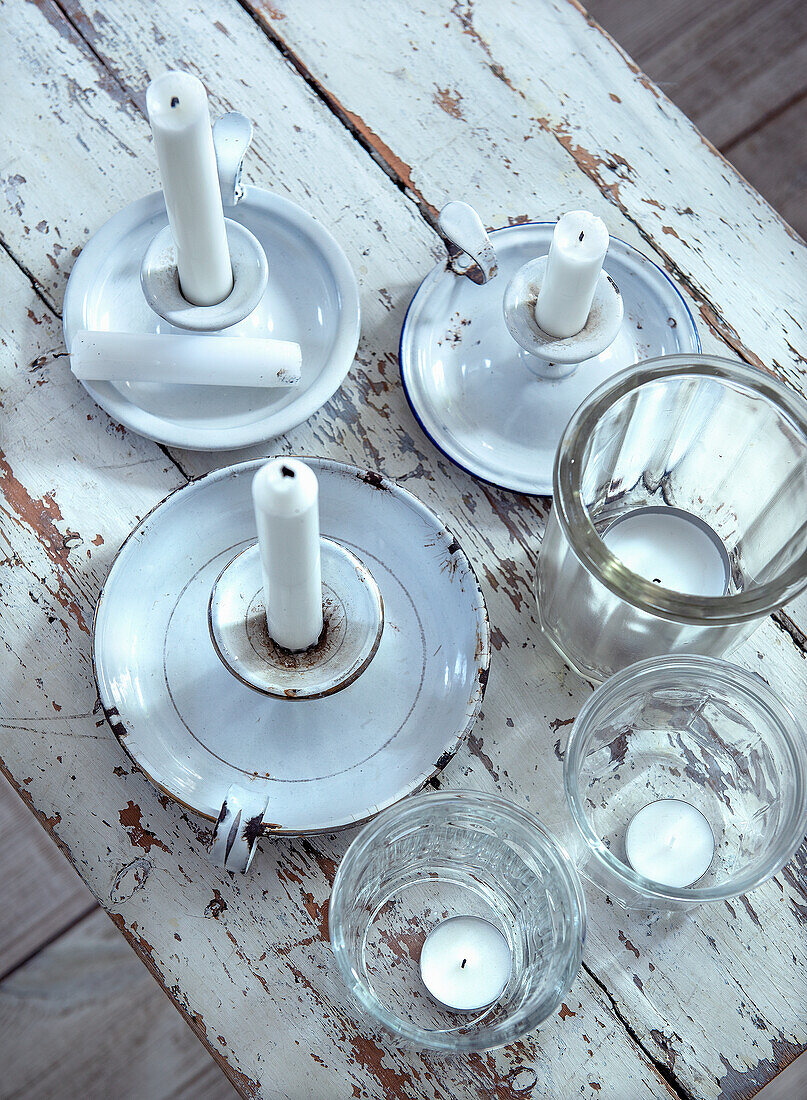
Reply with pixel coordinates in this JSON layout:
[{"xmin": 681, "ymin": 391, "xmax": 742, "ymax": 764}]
[
  {"xmin": 0, "ymin": 908, "xmax": 237, "ymax": 1100},
  {"xmin": 0, "ymin": 0, "xmax": 805, "ymax": 1098},
  {"xmin": 0, "ymin": 775, "xmax": 94, "ymax": 977}
]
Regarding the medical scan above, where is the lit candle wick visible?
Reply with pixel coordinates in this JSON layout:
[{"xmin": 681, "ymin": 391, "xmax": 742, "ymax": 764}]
[{"xmin": 461, "ymin": 958, "xmax": 467, "ymax": 969}]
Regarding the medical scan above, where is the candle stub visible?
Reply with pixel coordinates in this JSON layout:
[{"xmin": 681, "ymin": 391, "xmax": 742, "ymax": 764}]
[
  {"xmin": 625, "ymin": 799, "xmax": 715, "ymax": 888},
  {"xmin": 419, "ymin": 916, "xmax": 512, "ymax": 1012},
  {"xmin": 534, "ymin": 211, "xmax": 609, "ymax": 339},
  {"xmin": 602, "ymin": 506, "xmax": 730, "ymax": 597}
]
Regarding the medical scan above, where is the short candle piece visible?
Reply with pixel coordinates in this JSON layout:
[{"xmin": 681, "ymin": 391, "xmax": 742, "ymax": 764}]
[
  {"xmin": 252, "ymin": 458, "xmax": 323, "ymax": 652},
  {"xmin": 147, "ymin": 71, "xmax": 233, "ymax": 307},
  {"xmin": 602, "ymin": 507, "xmax": 730, "ymax": 597},
  {"xmin": 534, "ymin": 211, "xmax": 609, "ymax": 339},
  {"xmin": 419, "ymin": 916, "xmax": 512, "ymax": 1012},
  {"xmin": 625, "ymin": 799, "xmax": 715, "ymax": 888}
]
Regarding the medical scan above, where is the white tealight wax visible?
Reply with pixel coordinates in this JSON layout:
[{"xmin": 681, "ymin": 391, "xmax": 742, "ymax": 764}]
[
  {"xmin": 625, "ymin": 799, "xmax": 715, "ymax": 888},
  {"xmin": 419, "ymin": 916, "xmax": 512, "ymax": 1012},
  {"xmin": 602, "ymin": 507, "xmax": 730, "ymax": 597}
]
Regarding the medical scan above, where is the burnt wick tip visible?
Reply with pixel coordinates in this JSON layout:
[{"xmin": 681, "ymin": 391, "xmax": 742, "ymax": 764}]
[
  {"xmin": 461, "ymin": 958, "xmax": 467, "ymax": 969},
  {"xmin": 280, "ymin": 465, "xmax": 296, "ymax": 478},
  {"xmin": 578, "ymin": 230, "xmax": 584, "ymax": 242},
  {"xmin": 170, "ymin": 96, "xmax": 180, "ymax": 108}
]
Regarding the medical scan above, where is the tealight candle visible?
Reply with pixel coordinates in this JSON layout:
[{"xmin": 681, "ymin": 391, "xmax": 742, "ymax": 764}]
[
  {"xmin": 252, "ymin": 458, "xmax": 323, "ymax": 652},
  {"xmin": 602, "ymin": 506, "xmax": 730, "ymax": 596},
  {"xmin": 625, "ymin": 799, "xmax": 715, "ymax": 888},
  {"xmin": 534, "ymin": 211, "xmax": 609, "ymax": 339},
  {"xmin": 419, "ymin": 916, "xmax": 512, "ymax": 1012},
  {"xmin": 147, "ymin": 71, "xmax": 233, "ymax": 307}
]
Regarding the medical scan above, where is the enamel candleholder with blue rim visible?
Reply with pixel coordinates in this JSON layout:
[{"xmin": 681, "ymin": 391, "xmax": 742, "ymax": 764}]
[{"xmin": 399, "ymin": 201, "xmax": 701, "ymax": 495}]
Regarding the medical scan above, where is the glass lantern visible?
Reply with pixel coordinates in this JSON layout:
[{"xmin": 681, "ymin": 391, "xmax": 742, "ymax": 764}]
[{"xmin": 536, "ymin": 354, "xmax": 807, "ymax": 682}]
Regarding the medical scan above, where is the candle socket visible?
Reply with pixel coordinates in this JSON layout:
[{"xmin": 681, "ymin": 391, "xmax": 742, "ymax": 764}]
[
  {"xmin": 140, "ymin": 218, "xmax": 269, "ymax": 332},
  {"xmin": 502, "ymin": 255, "xmax": 624, "ymax": 378},
  {"xmin": 208, "ymin": 537, "xmax": 384, "ymax": 699}
]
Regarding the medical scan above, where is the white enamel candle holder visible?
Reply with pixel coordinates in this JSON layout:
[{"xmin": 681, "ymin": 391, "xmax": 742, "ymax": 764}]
[
  {"xmin": 93, "ymin": 459, "xmax": 490, "ymax": 872},
  {"xmin": 400, "ymin": 201, "xmax": 700, "ymax": 495},
  {"xmin": 64, "ymin": 110, "xmax": 360, "ymax": 450}
]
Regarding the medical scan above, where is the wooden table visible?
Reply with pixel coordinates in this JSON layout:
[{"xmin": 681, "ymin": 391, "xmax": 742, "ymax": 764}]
[{"xmin": 3, "ymin": 1, "xmax": 806, "ymax": 1096}]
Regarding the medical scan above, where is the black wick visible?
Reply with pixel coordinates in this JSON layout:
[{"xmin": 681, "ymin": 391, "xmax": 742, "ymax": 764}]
[
  {"xmin": 461, "ymin": 958, "xmax": 467, "ymax": 969},
  {"xmin": 170, "ymin": 96, "xmax": 180, "ymax": 108},
  {"xmin": 578, "ymin": 230, "xmax": 584, "ymax": 242}
]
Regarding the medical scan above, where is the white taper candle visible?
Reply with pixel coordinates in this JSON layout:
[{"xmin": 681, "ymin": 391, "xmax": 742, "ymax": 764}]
[
  {"xmin": 70, "ymin": 331, "xmax": 302, "ymax": 388},
  {"xmin": 534, "ymin": 211, "xmax": 609, "ymax": 339},
  {"xmin": 252, "ymin": 459, "xmax": 323, "ymax": 652},
  {"xmin": 146, "ymin": 71, "xmax": 233, "ymax": 307}
]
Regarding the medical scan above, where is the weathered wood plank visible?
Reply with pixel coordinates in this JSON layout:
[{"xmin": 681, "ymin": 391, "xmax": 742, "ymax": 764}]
[
  {"xmin": 0, "ymin": 4, "xmax": 686, "ymax": 1097},
  {"xmin": 0, "ymin": 1, "xmax": 805, "ymax": 1098},
  {"xmin": 0, "ymin": 908, "xmax": 237, "ymax": 1100},
  {"xmin": 240, "ymin": 0, "xmax": 806, "ymax": 387},
  {"xmin": 0, "ymin": 775, "xmax": 94, "ymax": 977}
]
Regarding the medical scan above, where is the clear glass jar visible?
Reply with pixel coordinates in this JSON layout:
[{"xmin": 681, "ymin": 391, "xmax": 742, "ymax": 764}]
[
  {"xmin": 536, "ymin": 354, "xmax": 807, "ymax": 682},
  {"xmin": 329, "ymin": 790, "xmax": 586, "ymax": 1051},
  {"xmin": 564, "ymin": 655, "xmax": 807, "ymax": 910}
]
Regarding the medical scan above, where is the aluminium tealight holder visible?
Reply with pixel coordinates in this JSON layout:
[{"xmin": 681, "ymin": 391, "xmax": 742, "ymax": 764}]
[
  {"xmin": 63, "ymin": 112, "xmax": 360, "ymax": 450},
  {"xmin": 399, "ymin": 201, "xmax": 701, "ymax": 495}
]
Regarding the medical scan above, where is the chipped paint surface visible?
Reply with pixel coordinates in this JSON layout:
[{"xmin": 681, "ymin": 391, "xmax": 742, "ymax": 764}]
[{"xmin": 1, "ymin": 0, "xmax": 806, "ymax": 1098}]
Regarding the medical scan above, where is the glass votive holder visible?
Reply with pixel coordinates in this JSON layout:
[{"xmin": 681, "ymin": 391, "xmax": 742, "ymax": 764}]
[
  {"xmin": 536, "ymin": 354, "xmax": 807, "ymax": 682},
  {"xmin": 563, "ymin": 655, "xmax": 807, "ymax": 910},
  {"xmin": 329, "ymin": 790, "xmax": 586, "ymax": 1051}
]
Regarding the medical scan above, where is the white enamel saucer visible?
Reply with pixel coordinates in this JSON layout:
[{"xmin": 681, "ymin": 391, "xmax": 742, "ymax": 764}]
[
  {"xmin": 400, "ymin": 222, "xmax": 700, "ymax": 496},
  {"xmin": 63, "ymin": 187, "xmax": 360, "ymax": 450},
  {"xmin": 93, "ymin": 458, "xmax": 490, "ymax": 834}
]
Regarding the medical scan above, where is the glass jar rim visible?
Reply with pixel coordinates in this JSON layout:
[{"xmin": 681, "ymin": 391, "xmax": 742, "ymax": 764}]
[
  {"xmin": 563, "ymin": 655, "xmax": 807, "ymax": 904},
  {"xmin": 329, "ymin": 789, "xmax": 586, "ymax": 1051},
  {"xmin": 554, "ymin": 355, "xmax": 807, "ymax": 625}
]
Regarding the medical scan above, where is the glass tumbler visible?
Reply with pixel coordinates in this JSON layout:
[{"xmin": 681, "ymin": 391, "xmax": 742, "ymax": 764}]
[
  {"xmin": 536, "ymin": 355, "xmax": 807, "ymax": 682},
  {"xmin": 564, "ymin": 655, "xmax": 807, "ymax": 910},
  {"xmin": 329, "ymin": 790, "xmax": 586, "ymax": 1051}
]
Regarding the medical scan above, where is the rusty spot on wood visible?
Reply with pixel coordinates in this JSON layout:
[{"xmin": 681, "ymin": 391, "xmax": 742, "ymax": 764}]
[
  {"xmin": 118, "ymin": 800, "xmax": 170, "ymax": 853},
  {"xmin": 204, "ymin": 888, "xmax": 228, "ymax": 919},
  {"xmin": 433, "ymin": 85, "xmax": 464, "ymax": 119},
  {"xmin": 0, "ymin": 451, "xmax": 89, "ymax": 634},
  {"xmin": 609, "ymin": 93, "xmax": 621, "ymax": 103},
  {"xmin": 558, "ymin": 1002, "xmax": 576, "ymax": 1020}
]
